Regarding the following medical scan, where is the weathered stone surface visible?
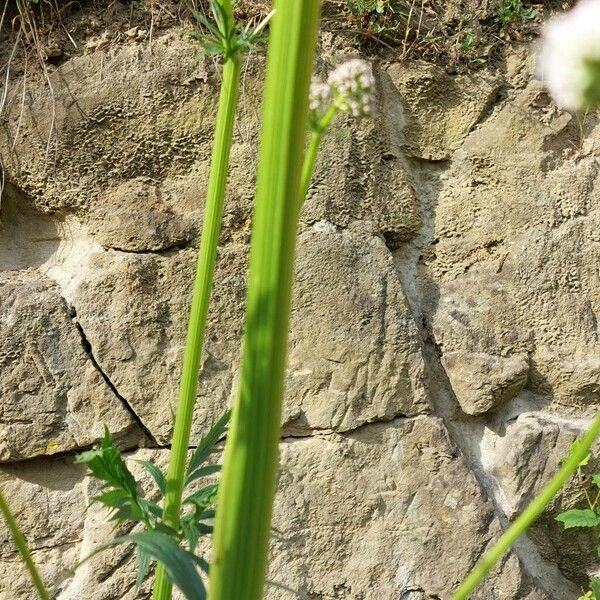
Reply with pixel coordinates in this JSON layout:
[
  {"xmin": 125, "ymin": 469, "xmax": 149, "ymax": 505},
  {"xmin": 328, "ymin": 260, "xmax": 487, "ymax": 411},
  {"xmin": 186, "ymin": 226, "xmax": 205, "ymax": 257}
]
[
  {"xmin": 301, "ymin": 92, "xmax": 423, "ymax": 249},
  {"xmin": 426, "ymin": 76, "xmax": 600, "ymax": 421},
  {"xmin": 0, "ymin": 8, "xmax": 599, "ymax": 597},
  {"xmin": 87, "ymin": 178, "xmax": 200, "ymax": 252},
  {"xmin": 385, "ymin": 62, "xmax": 501, "ymax": 160},
  {"xmin": 0, "ymin": 457, "xmax": 87, "ymax": 598},
  {"xmin": 269, "ymin": 417, "xmax": 538, "ymax": 600},
  {"xmin": 285, "ymin": 227, "xmax": 430, "ymax": 432},
  {"xmin": 0, "ymin": 272, "xmax": 139, "ymax": 461},
  {"xmin": 442, "ymin": 351, "xmax": 529, "ymax": 415},
  {"xmin": 70, "ymin": 227, "xmax": 429, "ymax": 443},
  {"xmin": 489, "ymin": 412, "xmax": 600, "ymax": 589},
  {"xmin": 0, "ymin": 419, "xmax": 544, "ymax": 600},
  {"xmin": 71, "ymin": 244, "xmax": 244, "ymax": 443}
]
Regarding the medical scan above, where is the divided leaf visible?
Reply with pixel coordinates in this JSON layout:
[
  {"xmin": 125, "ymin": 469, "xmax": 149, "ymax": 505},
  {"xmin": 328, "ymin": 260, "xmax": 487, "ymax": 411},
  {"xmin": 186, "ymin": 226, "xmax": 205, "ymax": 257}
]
[
  {"xmin": 76, "ymin": 428, "xmax": 158, "ymax": 527},
  {"xmin": 76, "ymin": 427, "xmax": 138, "ymax": 499},
  {"xmin": 556, "ymin": 509, "xmax": 600, "ymax": 529},
  {"xmin": 186, "ymin": 410, "xmax": 230, "ymax": 485},
  {"xmin": 134, "ymin": 460, "xmax": 167, "ymax": 496}
]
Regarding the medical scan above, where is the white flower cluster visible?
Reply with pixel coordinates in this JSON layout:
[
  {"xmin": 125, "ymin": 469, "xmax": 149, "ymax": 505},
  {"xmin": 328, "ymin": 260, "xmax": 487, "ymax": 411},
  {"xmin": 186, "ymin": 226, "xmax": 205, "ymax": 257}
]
[
  {"xmin": 539, "ymin": 0, "xmax": 600, "ymax": 110},
  {"xmin": 328, "ymin": 59, "xmax": 375, "ymax": 117},
  {"xmin": 309, "ymin": 77, "xmax": 331, "ymax": 112},
  {"xmin": 309, "ymin": 59, "xmax": 375, "ymax": 121}
]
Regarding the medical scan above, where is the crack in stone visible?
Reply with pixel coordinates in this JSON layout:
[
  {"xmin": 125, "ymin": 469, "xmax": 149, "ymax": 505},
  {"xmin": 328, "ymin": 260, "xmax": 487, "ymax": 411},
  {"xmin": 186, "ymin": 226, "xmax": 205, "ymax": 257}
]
[
  {"xmin": 281, "ymin": 413, "xmax": 413, "ymax": 442},
  {"xmin": 67, "ymin": 304, "xmax": 158, "ymax": 447},
  {"xmin": 104, "ymin": 239, "xmax": 195, "ymax": 256}
]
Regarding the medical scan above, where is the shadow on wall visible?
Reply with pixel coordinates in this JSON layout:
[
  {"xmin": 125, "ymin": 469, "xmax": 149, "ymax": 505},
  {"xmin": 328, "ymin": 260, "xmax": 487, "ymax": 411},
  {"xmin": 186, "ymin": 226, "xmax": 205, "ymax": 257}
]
[{"xmin": 0, "ymin": 182, "xmax": 62, "ymax": 270}]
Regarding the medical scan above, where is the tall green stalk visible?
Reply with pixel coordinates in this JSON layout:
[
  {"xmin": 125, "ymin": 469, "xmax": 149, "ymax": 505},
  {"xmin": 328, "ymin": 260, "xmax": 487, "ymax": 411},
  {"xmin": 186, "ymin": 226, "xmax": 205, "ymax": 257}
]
[
  {"xmin": 0, "ymin": 491, "xmax": 50, "ymax": 600},
  {"xmin": 152, "ymin": 3, "xmax": 240, "ymax": 598},
  {"xmin": 209, "ymin": 1, "xmax": 321, "ymax": 599},
  {"xmin": 451, "ymin": 410, "xmax": 600, "ymax": 600}
]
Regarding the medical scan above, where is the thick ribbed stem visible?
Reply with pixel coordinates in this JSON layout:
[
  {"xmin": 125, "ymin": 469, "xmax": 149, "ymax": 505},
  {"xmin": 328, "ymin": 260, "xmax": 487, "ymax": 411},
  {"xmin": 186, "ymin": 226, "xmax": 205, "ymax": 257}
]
[{"xmin": 208, "ymin": 2, "xmax": 321, "ymax": 599}]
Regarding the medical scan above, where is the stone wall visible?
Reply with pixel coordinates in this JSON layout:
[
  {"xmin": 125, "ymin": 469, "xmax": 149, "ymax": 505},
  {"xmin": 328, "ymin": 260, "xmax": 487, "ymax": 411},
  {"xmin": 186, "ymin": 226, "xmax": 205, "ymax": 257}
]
[{"xmin": 0, "ymin": 15, "xmax": 599, "ymax": 600}]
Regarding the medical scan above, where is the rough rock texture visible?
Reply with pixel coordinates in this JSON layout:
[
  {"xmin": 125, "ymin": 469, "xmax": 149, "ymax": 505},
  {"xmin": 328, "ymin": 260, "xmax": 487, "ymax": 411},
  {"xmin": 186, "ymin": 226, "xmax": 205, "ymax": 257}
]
[
  {"xmin": 441, "ymin": 351, "xmax": 529, "ymax": 415},
  {"xmin": 0, "ymin": 10, "xmax": 599, "ymax": 600},
  {"xmin": 0, "ymin": 272, "xmax": 140, "ymax": 461}
]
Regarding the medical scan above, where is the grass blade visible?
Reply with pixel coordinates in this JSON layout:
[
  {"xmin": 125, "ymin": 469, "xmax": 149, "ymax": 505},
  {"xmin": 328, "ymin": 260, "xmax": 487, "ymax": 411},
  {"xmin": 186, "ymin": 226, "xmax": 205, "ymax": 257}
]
[{"xmin": 185, "ymin": 410, "xmax": 231, "ymax": 479}]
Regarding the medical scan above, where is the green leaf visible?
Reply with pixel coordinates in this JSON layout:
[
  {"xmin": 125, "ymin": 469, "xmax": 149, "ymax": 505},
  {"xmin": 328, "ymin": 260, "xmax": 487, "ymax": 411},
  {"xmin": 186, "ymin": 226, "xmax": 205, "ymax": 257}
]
[
  {"xmin": 191, "ymin": 553, "xmax": 210, "ymax": 575},
  {"xmin": 91, "ymin": 489, "xmax": 130, "ymax": 510},
  {"xmin": 134, "ymin": 460, "xmax": 167, "ymax": 496},
  {"xmin": 113, "ymin": 502, "xmax": 146, "ymax": 524},
  {"xmin": 117, "ymin": 531, "xmax": 206, "ymax": 600},
  {"xmin": 556, "ymin": 509, "xmax": 600, "ymax": 529},
  {"xmin": 186, "ymin": 464, "xmax": 221, "ymax": 486},
  {"xmin": 186, "ymin": 411, "xmax": 230, "ymax": 481},
  {"xmin": 135, "ymin": 547, "xmax": 151, "ymax": 590},
  {"xmin": 138, "ymin": 497, "xmax": 163, "ymax": 520},
  {"xmin": 591, "ymin": 577, "xmax": 600, "ymax": 598},
  {"xmin": 210, "ymin": 0, "xmax": 231, "ymax": 38},
  {"xmin": 181, "ymin": 519, "xmax": 201, "ymax": 553},
  {"xmin": 188, "ymin": 5, "xmax": 221, "ymax": 38},
  {"xmin": 593, "ymin": 474, "xmax": 600, "ymax": 490},
  {"xmin": 201, "ymin": 41, "xmax": 227, "ymax": 56},
  {"xmin": 76, "ymin": 429, "xmax": 138, "ymax": 500},
  {"xmin": 183, "ymin": 483, "xmax": 218, "ymax": 507}
]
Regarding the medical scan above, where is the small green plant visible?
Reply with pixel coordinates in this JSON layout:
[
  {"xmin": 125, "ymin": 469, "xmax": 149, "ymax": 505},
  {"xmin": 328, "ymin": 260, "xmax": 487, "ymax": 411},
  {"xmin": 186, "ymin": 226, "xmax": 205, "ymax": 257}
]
[
  {"xmin": 345, "ymin": 0, "xmax": 412, "ymax": 46},
  {"xmin": 555, "ymin": 442, "xmax": 600, "ymax": 600},
  {"xmin": 497, "ymin": 0, "xmax": 534, "ymax": 27},
  {"xmin": 75, "ymin": 413, "xmax": 230, "ymax": 599}
]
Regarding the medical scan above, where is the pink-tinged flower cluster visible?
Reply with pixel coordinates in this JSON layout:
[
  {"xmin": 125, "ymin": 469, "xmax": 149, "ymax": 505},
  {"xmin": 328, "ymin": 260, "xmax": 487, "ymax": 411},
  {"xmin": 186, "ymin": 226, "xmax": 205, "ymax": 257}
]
[
  {"xmin": 309, "ymin": 59, "xmax": 375, "ymax": 122},
  {"xmin": 539, "ymin": 0, "xmax": 600, "ymax": 110},
  {"xmin": 328, "ymin": 59, "xmax": 375, "ymax": 117}
]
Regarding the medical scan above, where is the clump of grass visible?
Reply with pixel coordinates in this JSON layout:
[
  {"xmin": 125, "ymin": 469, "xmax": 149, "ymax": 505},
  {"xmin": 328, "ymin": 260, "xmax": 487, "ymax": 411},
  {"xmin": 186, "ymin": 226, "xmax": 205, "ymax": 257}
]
[
  {"xmin": 327, "ymin": 0, "xmax": 549, "ymax": 70},
  {"xmin": 497, "ymin": 0, "xmax": 535, "ymax": 27}
]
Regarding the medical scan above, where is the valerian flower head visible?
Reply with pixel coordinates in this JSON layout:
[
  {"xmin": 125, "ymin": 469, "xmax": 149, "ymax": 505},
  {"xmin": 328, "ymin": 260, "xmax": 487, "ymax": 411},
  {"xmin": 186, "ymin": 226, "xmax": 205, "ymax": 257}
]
[
  {"xmin": 539, "ymin": 0, "xmax": 600, "ymax": 110},
  {"xmin": 309, "ymin": 77, "xmax": 331, "ymax": 113},
  {"xmin": 328, "ymin": 59, "xmax": 375, "ymax": 118}
]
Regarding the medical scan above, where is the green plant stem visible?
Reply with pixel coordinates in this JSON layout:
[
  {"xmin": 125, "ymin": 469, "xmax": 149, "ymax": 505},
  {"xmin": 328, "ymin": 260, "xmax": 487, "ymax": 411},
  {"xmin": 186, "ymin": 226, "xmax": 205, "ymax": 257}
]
[
  {"xmin": 152, "ymin": 10, "xmax": 240, "ymax": 600},
  {"xmin": 0, "ymin": 491, "xmax": 50, "ymax": 600},
  {"xmin": 299, "ymin": 106, "xmax": 338, "ymax": 204},
  {"xmin": 209, "ymin": 2, "xmax": 321, "ymax": 599},
  {"xmin": 451, "ymin": 410, "xmax": 600, "ymax": 600}
]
